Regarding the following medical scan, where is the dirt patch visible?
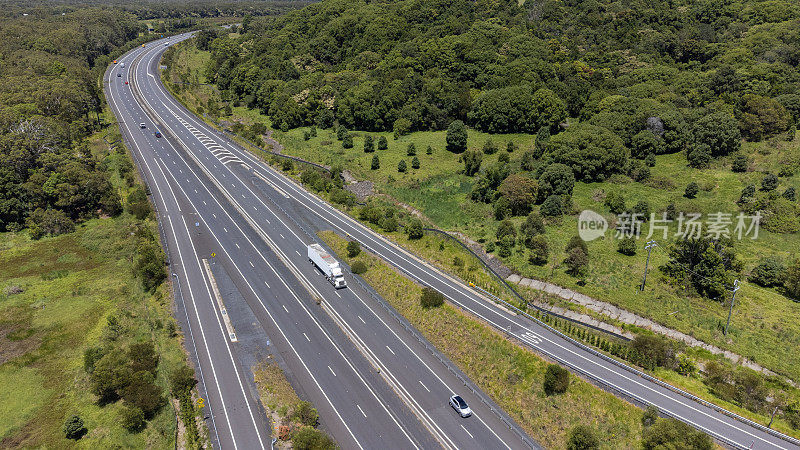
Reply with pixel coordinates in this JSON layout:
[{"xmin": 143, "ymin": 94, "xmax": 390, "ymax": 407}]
[{"xmin": 0, "ymin": 311, "xmax": 39, "ymax": 365}]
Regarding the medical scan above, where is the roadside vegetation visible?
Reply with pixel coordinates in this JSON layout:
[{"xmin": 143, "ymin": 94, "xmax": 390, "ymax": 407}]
[
  {"xmin": 252, "ymin": 359, "xmax": 336, "ymax": 449},
  {"xmin": 320, "ymin": 230, "xmax": 721, "ymax": 449}
]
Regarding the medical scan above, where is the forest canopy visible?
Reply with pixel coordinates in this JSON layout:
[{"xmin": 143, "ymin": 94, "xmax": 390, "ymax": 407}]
[{"xmin": 202, "ymin": 0, "xmax": 800, "ymax": 181}]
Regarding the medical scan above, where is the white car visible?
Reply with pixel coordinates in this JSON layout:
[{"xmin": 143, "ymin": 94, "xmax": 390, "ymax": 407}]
[
  {"xmin": 140, "ymin": 123, "xmax": 146, "ymax": 129},
  {"xmin": 449, "ymin": 395, "xmax": 472, "ymax": 418}
]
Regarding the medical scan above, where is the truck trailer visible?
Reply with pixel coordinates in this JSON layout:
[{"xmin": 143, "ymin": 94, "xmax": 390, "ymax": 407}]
[{"xmin": 308, "ymin": 244, "xmax": 346, "ymax": 289}]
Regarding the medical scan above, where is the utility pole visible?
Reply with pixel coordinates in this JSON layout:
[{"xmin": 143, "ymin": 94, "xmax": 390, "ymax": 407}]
[
  {"xmin": 724, "ymin": 279, "xmax": 740, "ymax": 336},
  {"xmin": 640, "ymin": 240, "xmax": 657, "ymax": 291}
]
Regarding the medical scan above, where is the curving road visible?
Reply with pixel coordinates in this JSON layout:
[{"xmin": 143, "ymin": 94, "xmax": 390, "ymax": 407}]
[
  {"xmin": 107, "ymin": 34, "xmax": 800, "ymax": 450},
  {"xmin": 106, "ymin": 35, "xmax": 533, "ymax": 450}
]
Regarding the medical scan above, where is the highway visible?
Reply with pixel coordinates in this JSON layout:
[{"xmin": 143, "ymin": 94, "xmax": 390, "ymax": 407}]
[
  {"xmin": 106, "ymin": 35, "xmax": 532, "ymax": 449},
  {"xmin": 107, "ymin": 35, "xmax": 800, "ymax": 450}
]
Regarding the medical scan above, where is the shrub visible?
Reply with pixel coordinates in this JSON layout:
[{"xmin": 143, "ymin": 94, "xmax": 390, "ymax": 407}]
[
  {"xmin": 784, "ymin": 187, "xmax": 796, "ymax": 201},
  {"xmin": 462, "ymin": 149, "xmax": 482, "ymax": 176},
  {"xmin": 350, "ymin": 261, "xmax": 367, "ymax": 274},
  {"xmin": 604, "ymin": 191, "xmax": 626, "ymax": 214},
  {"xmin": 371, "ymin": 155, "xmax": 380, "ymax": 170},
  {"xmin": 749, "ymin": 257, "xmax": 785, "ymax": 287},
  {"xmin": 540, "ymin": 194, "xmax": 563, "ymax": 217},
  {"xmin": 329, "ymin": 188, "xmax": 356, "ymax": 207},
  {"xmin": 377, "ymin": 135, "xmax": 388, "ymax": 150},
  {"xmin": 293, "ymin": 401, "xmax": 319, "ymax": 426},
  {"xmin": 630, "ymin": 335, "xmax": 676, "ymax": 370},
  {"xmin": 426, "ymin": 145, "xmax": 433, "ymax": 155},
  {"xmin": 506, "ymin": 141, "xmax": 516, "ymax": 153},
  {"xmin": 644, "ymin": 153, "xmax": 656, "ymax": 167},
  {"xmin": 128, "ymin": 342, "xmax": 159, "ymax": 375},
  {"xmin": 281, "ymin": 158, "xmax": 295, "ymax": 172},
  {"xmin": 684, "ymin": 182, "xmax": 699, "ymax": 199},
  {"xmin": 528, "ymin": 236, "xmax": 549, "ymax": 265},
  {"xmin": 538, "ymin": 163, "xmax": 575, "ymax": 200},
  {"xmin": 292, "ymin": 426, "xmax": 336, "ymax": 450},
  {"xmin": 420, "ymin": 287, "xmax": 445, "ymax": 308},
  {"xmin": 642, "ymin": 418, "xmax": 713, "ymax": 450},
  {"xmin": 406, "ymin": 219, "xmax": 423, "ymax": 239},
  {"xmin": 407, "ymin": 143, "xmax": 416, "ymax": 156},
  {"xmin": 342, "ymin": 133, "xmax": 353, "ymax": 149},
  {"xmin": 642, "ymin": 405, "xmax": 660, "ymax": 427},
  {"xmin": 411, "ymin": 156, "xmax": 420, "ymax": 169},
  {"xmin": 497, "ymin": 235, "xmax": 515, "ymax": 258},
  {"xmin": 543, "ymin": 363, "xmax": 570, "ymax": 395},
  {"xmin": 496, "ymin": 220, "xmax": 516, "ymax": 240},
  {"xmin": 121, "ymin": 405, "xmax": 146, "ymax": 433},
  {"xmin": 135, "ymin": 241, "xmax": 166, "ymax": 292},
  {"xmin": 122, "ymin": 370, "xmax": 166, "ymax": 418},
  {"xmin": 617, "ymin": 237, "xmax": 637, "ymax": 256},
  {"xmin": 732, "ymin": 154, "xmax": 748, "ymax": 172},
  {"xmin": 687, "ymin": 144, "xmax": 711, "ymax": 168},
  {"xmin": 499, "ymin": 174, "xmax": 538, "ymax": 215},
  {"xmin": 761, "ymin": 173, "xmax": 779, "ymax": 191},
  {"xmin": 127, "ymin": 186, "xmax": 151, "ymax": 220},
  {"xmin": 347, "ymin": 240, "xmax": 361, "ymax": 258},
  {"xmin": 482, "ymin": 138, "xmax": 497, "ymax": 155},
  {"xmin": 169, "ymin": 366, "xmax": 198, "ymax": 395},
  {"xmin": 453, "ymin": 257, "xmax": 464, "ymax": 268},
  {"xmin": 632, "ymin": 200, "xmax": 651, "ymax": 220},
  {"xmin": 63, "ymin": 415, "xmax": 87, "ymax": 440},
  {"xmin": 692, "ymin": 111, "xmax": 741, "ymax": 157},
  {"xmin": 393, "ymin": 118, "xmax": 412, "ymax": 137},
  {"xmin": 381, "ymin": 216, "xmax": 398, "ymax": 232},
  {"xmin": 397, "ymin": 160, "xmax": 407, "ymax": 172},
  {"xmin": 545, "ymin": 123, "xmax": 628, "ymax": 181},
  {"xmin": 567, "ymin": 425, "xmax": 599, "ymax": 450},
  {"xmin": 336, "ymin": 125, "xmax": 348, "ymax": 141},
  {"xmin": 784, "ymin": 259, "xmax": 800, "ymax": 300}
]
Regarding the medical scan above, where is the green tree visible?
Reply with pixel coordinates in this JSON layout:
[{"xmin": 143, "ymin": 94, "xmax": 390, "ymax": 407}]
[
  {"xmin": 661, "ymin": 237, "xmax": 740, "ymax": 299},
  {"xmin": 347, "ymin": 240, "xmax": 361, "ymax": 258},
  {"xmin": 496, "ymin": 219, "xmax": 516, "ymax": 240},
  {"xmin": 407, "ymin": 143, "xmax": 416, "ymax": 156},
  {"xmin": 749, "ymin": 257, "xmax": 785, "ymax": 288},
  {"xmin": 426, "ymin": 145, "xmax": 433, "ymax": 155},
  {"xmin": 567, "ymin": 425, "xmax": 599, "ymax": 450},
  {"xmin": 482, "ymin": 138, "xmax": 497, "ymax": 155},
  {"xmin": 351, "ymin": 260, "xmax": 367, "ymax": 274},
  {"xmin": 377, "ymin": 135, "xmax": 388, "ymax": 150},
  {"xmin": 693, "ymin": 112, "xmax": 741, "ymax": 157},
  {"xmin": 687, "ymin": 144, "xmax": 711, "ymax": 168},
  {"xmin": 506, "ymin": 141, "xmax": 517, "ymax": 153},
  {"xmin": 363, "ymin": 134, "xmax": 374, "ymax": 153},
  {"xmin": 498, "ymin": 174, "xmax": 538, "ymax": 215},
  {"xmin": 397, "ymin": 160, "xmax": 407, "ymax": 173},
  {"xmin": 293, "ymin": 401, "xmax": 319, "ymax": 426},
  {"xmin": 127, "ymin": 186, "xmax": 151, "ymax": 220},
  {"xmin": 393, "ymin": 118, "xmax": 412, "ymax": 137},
  {"xmin": 406, "ymin": 219, "xmax": 423, "ymax": 239},
  {"xmin": 538, "ymin": 163, "xmax": 575, "ymax": 200},
  {"xmin": 371, "ymin": 155, "xmax": 380, "ymax": 170},
  {"xmin": 631, "ymin": 130, "xmax": 663, "ymax": 159},
  {"xmin": 604, "ymin": 191, "xmax": 626, "ymax": 214},
  {"xmin": 528, "ymin": 236, "xmax": 549, "ymax": 265},
  {"xmin": 565, "ymin": 247, "xmax": 589, "ymax": 277},
  {"xmin": 169, "ymin": 366, "xmax": 197, "ymax": 396},
  {"xmin": 732, "ymin": 154, "xmax": 748, "ymax": 172},
  {"xmin": 411, "ymin": 156, "xmax": 420, "ymax": 169},
  {"xmin": 739, "ymin": 94, "xmax": 791, "ymax": 141},
  {"xmin": 521, "ymin": 212, "xmax": 546, "ymax": 247},
  {"xmin": 446, "ymin": 120, "xmax": 468, "ymax": 153},
  {"xmin": 342, "ymin": 133, "xmax": 353, "ymax": 149},
  {"xmin": 545, "ymin": 124, "xmax": 629, "ymax": 181},
  {"xmin": 540, "ymin": 194, "xmax": 563, "ymax": 217}
]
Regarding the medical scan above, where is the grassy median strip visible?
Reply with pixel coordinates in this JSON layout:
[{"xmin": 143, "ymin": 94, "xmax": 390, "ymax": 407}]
[{"xmin": 319, "ymin": 230, "xmax": 644, "ymax": 449}]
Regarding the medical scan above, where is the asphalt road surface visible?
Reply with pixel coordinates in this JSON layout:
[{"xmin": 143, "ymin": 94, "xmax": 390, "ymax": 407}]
[
  {"xmin": 107, "ymin": 35, "xmax": 800, "ymax": 450},
  {"xmin": 106, "ymin": 35, "xmax": 534, "ymax": 450}
]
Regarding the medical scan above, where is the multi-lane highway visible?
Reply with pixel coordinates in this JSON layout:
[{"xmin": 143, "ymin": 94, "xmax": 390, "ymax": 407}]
[
  {"xmin": 106, "ymin": 35, "xmax": 532, "ymax": 450},
  {"xmin": 107, "ymin": 35, "xmax": 800, "ymax": 450}
]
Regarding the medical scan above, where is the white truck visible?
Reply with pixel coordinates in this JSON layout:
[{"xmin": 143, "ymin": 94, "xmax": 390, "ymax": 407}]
[{"xmin": 308, "ymin": 244, "xmax": 346, "ymax": 289}]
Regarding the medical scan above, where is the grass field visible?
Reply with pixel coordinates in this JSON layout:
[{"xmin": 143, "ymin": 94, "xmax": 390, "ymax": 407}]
[
  {"xmin": 319, "ymin": 230, "xmax": 645, "ymax": 449},
  {"xmin": 0, "ymin": 127, "xmax": 193, "ymax": 447}
]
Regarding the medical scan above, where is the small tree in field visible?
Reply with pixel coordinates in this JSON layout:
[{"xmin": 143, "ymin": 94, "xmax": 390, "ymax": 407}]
[
  {"xmin": 371, "ymin": 155, "xmax": 380, "ymax": 170},
  {"xmin": 377, "ymin": 135, "xmax": 388, "ymax": 150},
  {"xmin": 543, "ymin": 363, "xmax": 570, "ymax": 395}
]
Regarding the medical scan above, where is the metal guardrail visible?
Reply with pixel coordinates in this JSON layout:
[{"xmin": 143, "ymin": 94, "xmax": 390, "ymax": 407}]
[{"xmin": 422, "ymin": 228, "xmax": 631, "ymax": 341}]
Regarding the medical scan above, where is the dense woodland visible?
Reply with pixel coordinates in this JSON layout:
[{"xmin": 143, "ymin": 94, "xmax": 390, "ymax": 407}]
[{"xmin": 207, "ymin": 0, "xmax": 798, "ymax": 177}]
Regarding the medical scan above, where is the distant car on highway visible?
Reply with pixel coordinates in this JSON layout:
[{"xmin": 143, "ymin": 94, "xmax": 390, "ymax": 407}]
[
  {"xmin": 154, "ymin": 131, "xmax": 162, "ymax": 138},
  {"xmin": 449, "ymin": 395, "xmax": 472, "ymax": 418},
  {"xmin": 117, "ymin": 73, "xmax": 121, "ymax": 77},
  {"xmin": 124, "ymin": 81, "xmax": 128, "ymax": 85},
  {"xmin": 140, "ymin": 123, "xmax": 146, "ymax": 129}
]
